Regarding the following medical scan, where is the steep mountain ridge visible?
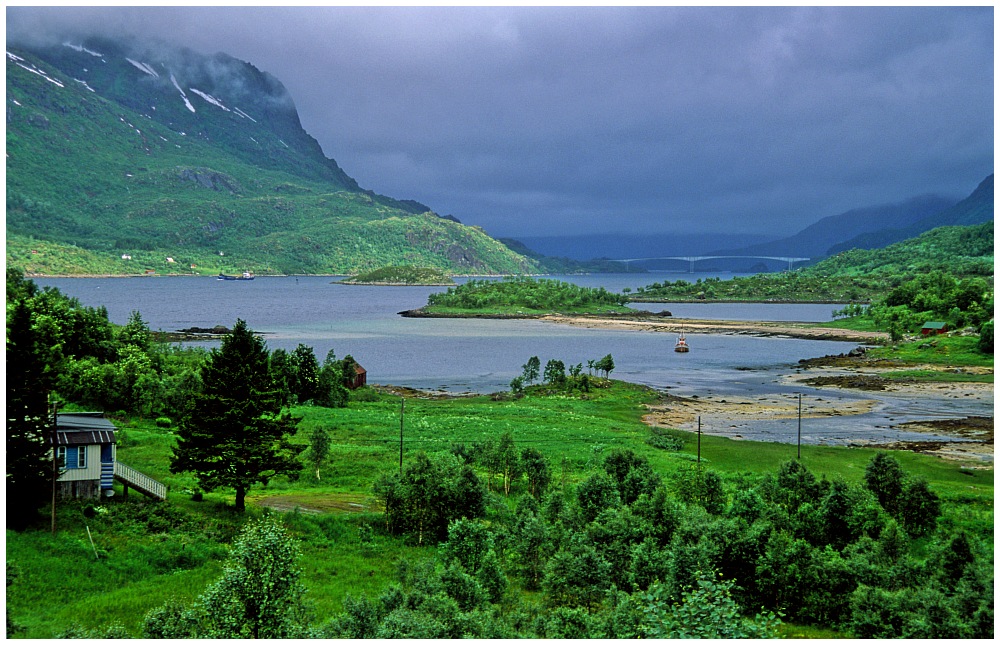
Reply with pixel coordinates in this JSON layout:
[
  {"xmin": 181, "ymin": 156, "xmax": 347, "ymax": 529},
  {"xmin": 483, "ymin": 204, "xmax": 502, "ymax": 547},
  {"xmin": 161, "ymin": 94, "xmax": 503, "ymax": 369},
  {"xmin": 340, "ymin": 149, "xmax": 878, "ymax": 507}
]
[
  {"xmin": 5, "ymin": 38, "xmax": 534, "ymax": 275},
  {"xmin": 826, "ymin": 174, "xmax": 994, "ymax": 255}
]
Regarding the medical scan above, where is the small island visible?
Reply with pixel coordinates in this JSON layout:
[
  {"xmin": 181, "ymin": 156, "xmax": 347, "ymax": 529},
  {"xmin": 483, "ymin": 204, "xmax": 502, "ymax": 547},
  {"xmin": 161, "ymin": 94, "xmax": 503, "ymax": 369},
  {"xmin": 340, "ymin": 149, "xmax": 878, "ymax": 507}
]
[
  {"xmin": 403, "ymin": 276, "xmax": 634, "ymax": 317},
  {"xmin": 337, "ymin": 265, "xmax": 456, "ymax": 286}
]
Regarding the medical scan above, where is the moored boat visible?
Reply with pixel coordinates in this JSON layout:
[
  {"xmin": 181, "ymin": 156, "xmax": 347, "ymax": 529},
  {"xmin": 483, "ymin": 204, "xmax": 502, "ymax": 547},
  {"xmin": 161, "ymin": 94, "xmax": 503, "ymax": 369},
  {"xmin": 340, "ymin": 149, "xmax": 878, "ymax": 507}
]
[
  {"xmin": 218, "ymin": 271, "xmax": 255, "ymax": 281},
  {"xmin": 674, "ymin": 333, "xmax": 690, "ymax": 352}
]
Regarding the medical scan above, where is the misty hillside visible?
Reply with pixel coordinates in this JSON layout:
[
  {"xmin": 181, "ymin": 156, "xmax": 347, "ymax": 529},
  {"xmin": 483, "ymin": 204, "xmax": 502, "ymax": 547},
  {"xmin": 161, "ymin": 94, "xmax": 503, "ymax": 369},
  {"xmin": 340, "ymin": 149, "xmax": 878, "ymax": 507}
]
[
  {"xmin": 711, "ymin": 193, "xmax": 959, "ymax": 260},
  {"xmin": 826, "ymin": 174, "xmax": 994, "ymax": 255},
  {"xmin": 5, "ymin": 38, "xmax": 534, "ymax": 275}
]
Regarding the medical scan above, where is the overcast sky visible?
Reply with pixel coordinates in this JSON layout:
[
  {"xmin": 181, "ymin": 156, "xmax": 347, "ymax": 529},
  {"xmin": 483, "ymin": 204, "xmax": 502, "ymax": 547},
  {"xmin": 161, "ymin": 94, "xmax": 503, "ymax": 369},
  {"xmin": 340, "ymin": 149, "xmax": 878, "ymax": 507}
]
[{"xmin": 6, "ymin": 5, "xmax": 994, "ymax": 238}]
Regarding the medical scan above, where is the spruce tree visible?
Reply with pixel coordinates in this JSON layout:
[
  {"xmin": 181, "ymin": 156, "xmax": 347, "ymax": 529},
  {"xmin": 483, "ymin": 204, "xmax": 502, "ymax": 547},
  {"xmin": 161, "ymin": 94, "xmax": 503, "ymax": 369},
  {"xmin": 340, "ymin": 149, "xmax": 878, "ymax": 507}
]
[{"xmin": 170, "ymin": 320, "xmax": 302, "ymax": 511}]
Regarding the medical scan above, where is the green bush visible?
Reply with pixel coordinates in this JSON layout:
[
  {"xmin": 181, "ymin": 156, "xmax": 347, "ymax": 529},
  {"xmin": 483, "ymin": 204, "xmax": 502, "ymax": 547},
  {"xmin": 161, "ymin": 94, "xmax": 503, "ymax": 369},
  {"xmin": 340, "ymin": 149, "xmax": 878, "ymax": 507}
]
[{"xmin": 978, "ymin": 319, "xmax": 993, "ymax": 354}]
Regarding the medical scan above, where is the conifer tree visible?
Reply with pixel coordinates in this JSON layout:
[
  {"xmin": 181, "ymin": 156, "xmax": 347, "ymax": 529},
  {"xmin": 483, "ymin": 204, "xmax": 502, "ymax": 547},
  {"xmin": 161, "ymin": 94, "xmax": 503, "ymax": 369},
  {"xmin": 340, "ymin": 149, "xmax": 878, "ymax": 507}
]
[
  {"xmin": 6, "ymin": 299, "xmax": 56, "ymax": 530},
  {"xmin": 170, "ymin": 320, "xmax": 302, "ymax": 511}
]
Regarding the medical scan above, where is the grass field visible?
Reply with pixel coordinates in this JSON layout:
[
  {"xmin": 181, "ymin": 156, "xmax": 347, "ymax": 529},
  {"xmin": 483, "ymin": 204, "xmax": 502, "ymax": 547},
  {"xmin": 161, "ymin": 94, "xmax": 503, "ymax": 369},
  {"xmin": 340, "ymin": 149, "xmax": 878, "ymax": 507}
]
[{"xmin": 6, "ymin": 380, "xmax": 993, "ymax": 638}]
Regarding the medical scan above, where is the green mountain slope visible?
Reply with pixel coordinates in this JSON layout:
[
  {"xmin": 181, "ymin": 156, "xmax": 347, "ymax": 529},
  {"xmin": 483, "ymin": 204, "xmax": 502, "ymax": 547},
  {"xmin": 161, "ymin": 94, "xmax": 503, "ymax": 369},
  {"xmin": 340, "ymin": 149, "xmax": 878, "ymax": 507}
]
[
  {"xmin": 5, "ymin": 40, "xmax": 535, "ymax": 275},
  {"xmin": 806, "ymin": 221, "xmax": 993, "ymax": 278},
  {"xmin": 631, "ymin": 222, "xmax": 992, "ymax": 303}
]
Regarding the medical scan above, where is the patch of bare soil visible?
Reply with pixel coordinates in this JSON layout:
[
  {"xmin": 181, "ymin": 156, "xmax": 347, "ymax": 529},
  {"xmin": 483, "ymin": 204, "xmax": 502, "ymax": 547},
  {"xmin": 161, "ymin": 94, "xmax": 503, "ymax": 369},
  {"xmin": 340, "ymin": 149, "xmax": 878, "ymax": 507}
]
[
  {"xmin": 864, "ymin": 417, "xmax": 993, "ymax": 465},
  {"xmin": 254, "ymin": 493, "xmax": 374, "ymax": 515},
  {"xmin": 800, "ymin": 374, "xmax": 891, "ymax": 390},
  {"xmin": 864, "ymin": 432, "xmax": 993, "ymax": 467},
  {"xmin": 896, "ymin": 416, "xmax": 994, "ymax": 441},
  {"xmin": 643, "ymin": 393, "xmax": 877, "ymax": 429}
]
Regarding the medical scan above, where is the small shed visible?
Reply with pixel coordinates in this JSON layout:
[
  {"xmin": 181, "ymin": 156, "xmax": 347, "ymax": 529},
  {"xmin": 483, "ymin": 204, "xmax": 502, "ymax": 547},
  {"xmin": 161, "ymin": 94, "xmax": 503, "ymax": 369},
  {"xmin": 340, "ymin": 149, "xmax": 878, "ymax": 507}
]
[
  {"xmin": 350, "ymin": 363, "xmax": 367, "ymax": 389},
  {"xmin": 920, "ymin": 322, "xmax": 949, "ymax": 336},
  {"xmin": 53, "ymin": 413, "xmax": 117, "ymax": 499}
]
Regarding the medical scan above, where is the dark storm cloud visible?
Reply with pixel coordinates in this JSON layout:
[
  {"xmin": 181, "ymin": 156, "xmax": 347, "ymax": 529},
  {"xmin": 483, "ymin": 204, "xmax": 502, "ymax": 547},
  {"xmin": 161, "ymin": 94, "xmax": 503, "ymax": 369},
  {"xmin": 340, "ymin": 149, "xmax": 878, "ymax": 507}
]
[{"xmin": 7, "ymin": 6, "xmax": 993, "ymax": 237}]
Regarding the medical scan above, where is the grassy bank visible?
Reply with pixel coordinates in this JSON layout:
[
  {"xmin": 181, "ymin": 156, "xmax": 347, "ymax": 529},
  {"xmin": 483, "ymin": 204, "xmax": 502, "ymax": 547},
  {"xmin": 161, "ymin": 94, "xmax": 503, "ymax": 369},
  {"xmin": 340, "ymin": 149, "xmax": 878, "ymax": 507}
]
[{"xmin": 808, "ymin": 318, "xmax": 992, "ymax": 383}]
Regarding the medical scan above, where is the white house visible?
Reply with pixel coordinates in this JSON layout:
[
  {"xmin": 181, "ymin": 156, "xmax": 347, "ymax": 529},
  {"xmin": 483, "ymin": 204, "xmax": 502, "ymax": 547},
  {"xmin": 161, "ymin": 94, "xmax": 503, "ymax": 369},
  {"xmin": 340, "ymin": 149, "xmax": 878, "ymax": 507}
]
[
  {"xmin": 53, "ymin": 413, "xmax": 116, "ymax": 499},
  {"xmin": 53, "ymin": 413, "xmax": 166, "ymax": 500}
]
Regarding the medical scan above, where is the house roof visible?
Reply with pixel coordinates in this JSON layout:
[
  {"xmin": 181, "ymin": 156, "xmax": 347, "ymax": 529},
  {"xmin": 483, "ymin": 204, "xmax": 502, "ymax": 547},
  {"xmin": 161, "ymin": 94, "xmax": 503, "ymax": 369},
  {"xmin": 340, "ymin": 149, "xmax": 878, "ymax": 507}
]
[
  {"xmin": 921, "ymin": 321, "xmax": 948, "ymax": 330},
  {"xmin": 54, "ymin": 414, "xmax": 117, "ymax": 445}
]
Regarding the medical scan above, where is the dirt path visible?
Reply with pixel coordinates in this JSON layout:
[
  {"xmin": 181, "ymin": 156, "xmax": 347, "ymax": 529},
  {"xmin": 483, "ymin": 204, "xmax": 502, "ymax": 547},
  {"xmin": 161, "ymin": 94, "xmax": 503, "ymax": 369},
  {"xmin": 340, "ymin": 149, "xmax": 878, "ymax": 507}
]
[{"xmin": 252, "ymin": 492, "xmax": 374, "ymax": 514}]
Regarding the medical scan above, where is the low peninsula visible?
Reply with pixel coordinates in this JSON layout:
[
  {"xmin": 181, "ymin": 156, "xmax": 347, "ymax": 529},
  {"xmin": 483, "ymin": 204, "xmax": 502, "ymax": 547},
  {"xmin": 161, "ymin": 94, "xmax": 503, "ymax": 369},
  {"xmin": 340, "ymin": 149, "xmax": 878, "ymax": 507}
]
[
  {"xmin": 337, "ymin": 266, "xmax": 456, "ymax": 286},
  {"xmin": 401, "ymin": 275, "xmax": 634, "ymax": 317}
]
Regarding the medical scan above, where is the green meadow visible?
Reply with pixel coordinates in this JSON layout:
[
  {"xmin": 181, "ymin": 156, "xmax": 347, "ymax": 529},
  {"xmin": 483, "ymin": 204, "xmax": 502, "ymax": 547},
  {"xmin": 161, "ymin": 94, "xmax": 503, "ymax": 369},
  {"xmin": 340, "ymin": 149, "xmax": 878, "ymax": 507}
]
[{"xmin": 6, "ymin": 380, "xmax": 992, "ymax": 638}]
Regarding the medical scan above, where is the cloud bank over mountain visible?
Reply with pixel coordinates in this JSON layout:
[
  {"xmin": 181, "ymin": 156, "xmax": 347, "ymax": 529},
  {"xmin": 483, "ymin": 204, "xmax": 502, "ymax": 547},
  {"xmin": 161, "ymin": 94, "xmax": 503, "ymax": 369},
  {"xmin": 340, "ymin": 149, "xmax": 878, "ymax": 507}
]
[{"xmin": 7, "ymin": 6, "xmax": 993, "ymax": 237}]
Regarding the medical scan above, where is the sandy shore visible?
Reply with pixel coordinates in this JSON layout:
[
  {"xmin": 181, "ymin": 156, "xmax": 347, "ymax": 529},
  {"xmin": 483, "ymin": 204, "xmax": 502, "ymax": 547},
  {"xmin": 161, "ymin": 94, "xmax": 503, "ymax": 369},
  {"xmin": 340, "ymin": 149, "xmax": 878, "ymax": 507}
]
[
  {"xmin": 644, "ymin": 392, "xmax": 879, "ymax": 432},
  {"xmin": 538, "ymin": 314, "xmax": 889, "ymax": 343},
  {"xmin": 644, "ymin": 376, "xmax": 992, "ymax": 465}
]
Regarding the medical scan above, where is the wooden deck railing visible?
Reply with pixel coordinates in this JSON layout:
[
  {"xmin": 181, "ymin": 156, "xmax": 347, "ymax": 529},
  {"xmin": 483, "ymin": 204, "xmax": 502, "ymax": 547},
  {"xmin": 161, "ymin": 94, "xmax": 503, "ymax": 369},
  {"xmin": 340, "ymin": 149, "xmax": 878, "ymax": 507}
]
[{"xmin": 114, "ymin": 461, "xmax": 167, "ymax": 500}]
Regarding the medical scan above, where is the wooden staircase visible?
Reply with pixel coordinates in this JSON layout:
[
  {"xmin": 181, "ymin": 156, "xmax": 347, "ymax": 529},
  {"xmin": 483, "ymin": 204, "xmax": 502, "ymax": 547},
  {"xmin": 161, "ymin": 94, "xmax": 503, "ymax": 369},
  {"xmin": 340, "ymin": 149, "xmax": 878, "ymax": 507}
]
[{"xmin": 114, "ymin": 461, "xmax": 167, "ymax": 500}]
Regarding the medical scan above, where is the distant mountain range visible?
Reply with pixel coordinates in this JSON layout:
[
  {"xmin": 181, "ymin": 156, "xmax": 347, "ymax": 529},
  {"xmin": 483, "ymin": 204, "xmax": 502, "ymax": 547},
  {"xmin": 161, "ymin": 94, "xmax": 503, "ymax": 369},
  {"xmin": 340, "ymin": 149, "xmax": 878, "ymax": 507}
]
[
  {"xmin": 825, "ymin": 175, "xmax": 993, "ymax": 255},
  {"xmin": 514, "ymin": 178, "xmax": 992, "ymax": 272},
  {"xmin": 6, "ymin": 36, "xmax": 535, "ymax": 275},
  {"xmin": 512, "ymin": 233, "xmax": 779, "ymax": 262},
  {"xmin": 712, "ymin": 175, "xmax": 993, "ymax": 261}
]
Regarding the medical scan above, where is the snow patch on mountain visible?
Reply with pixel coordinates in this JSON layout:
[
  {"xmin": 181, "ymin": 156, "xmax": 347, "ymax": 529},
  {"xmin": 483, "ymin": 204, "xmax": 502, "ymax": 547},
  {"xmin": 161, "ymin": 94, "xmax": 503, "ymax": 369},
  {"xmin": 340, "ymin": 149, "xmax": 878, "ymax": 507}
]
[
  {"xmin": 189, "ymin": 87, "xmax": 231, "ymax": 112},
  {"xmin": 170, "ymin": 74, "xmax": 196, "ymax": 113},
  {"xmin": 73, "ymin": 78, "xmax": 96, "ymax": 93},
  {"xmin": 63, "ymin": 42, "xmax": 104, "ymax": 57},
  {"xmin": 126, "ymin": 58, "xmax": 159, "ymax": 77},
  {"xmin": 8, "ymin": 54, "xmax": 65, "ymax": 88},
  {"xmin": 233, "ymin": 107, "xmax": 257, "ymax": 123}
]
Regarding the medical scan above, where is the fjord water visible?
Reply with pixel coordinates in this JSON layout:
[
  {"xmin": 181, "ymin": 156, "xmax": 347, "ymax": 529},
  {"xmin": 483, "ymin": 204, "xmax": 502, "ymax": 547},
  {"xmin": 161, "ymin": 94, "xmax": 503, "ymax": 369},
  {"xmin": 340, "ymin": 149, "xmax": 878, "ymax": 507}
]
[
  {"xmin": 37, "ymin": 274, "xmax": 991, "ymax": 449},
  {"xmin": 35, "ymin": 273, "xmax": 847, "ymax": 394}
]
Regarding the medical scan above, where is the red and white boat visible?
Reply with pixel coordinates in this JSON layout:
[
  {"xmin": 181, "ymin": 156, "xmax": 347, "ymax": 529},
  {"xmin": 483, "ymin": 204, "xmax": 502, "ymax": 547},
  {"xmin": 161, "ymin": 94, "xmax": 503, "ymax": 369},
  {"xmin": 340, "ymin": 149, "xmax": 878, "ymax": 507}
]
[{"xmin": 674, "ymin": 333, "xmax": 690, "ymax": 353}]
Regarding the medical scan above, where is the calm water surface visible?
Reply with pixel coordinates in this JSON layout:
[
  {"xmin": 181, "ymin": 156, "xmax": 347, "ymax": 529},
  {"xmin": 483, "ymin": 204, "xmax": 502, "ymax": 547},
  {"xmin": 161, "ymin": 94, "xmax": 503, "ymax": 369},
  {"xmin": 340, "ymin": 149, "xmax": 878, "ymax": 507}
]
[{"xmin": 37, "ymin": 274, "xmax": 991, "ymax": 451}]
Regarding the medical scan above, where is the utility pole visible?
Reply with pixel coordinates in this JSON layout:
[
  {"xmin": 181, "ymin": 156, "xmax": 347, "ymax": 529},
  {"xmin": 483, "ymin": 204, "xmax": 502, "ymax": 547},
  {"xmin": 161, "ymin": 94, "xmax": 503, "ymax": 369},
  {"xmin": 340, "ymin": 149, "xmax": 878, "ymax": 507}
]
[
  {"xmin": 399, "ymin": 397, "xmax": 405, "ymax": 474},
  {"xmin": 697, "ymin": 416, "xmax": 701, "ymax": 464},
  {"xmin": 797, "ymin": 393, "xmax": 802, "ymax": 460},
  {"xmin": 50, "ymin": 398, "xmax": 60, "ymax": 535}
]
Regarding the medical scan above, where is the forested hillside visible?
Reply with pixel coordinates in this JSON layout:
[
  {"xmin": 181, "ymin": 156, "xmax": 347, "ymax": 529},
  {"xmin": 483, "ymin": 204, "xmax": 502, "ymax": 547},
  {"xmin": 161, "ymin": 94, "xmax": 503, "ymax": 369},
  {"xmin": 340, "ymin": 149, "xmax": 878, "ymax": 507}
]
[
  {"xmin": 811, "ymin": 221, "xmax": 993, "ymax": 278},
  {"xmin": 5, "ymin": 39, "xmax": 534, "ymax": 275},
  {"xmin": 632, "ymin": 222, "xmax": 993, "ymax": 316}
]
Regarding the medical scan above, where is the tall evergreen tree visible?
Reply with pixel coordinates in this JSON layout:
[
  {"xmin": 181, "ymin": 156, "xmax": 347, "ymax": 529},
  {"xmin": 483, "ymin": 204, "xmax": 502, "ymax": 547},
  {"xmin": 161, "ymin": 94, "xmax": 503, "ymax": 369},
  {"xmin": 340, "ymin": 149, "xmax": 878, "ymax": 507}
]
[
  {"xmin": 290, "ymin": 344, "xmax": 320, "ymax": 403},
  {"xmin": 6, "ymin": 299, "xmax": 56, "ymax": 530},
  {"xmin": 170, "ymin": 320, "xmax": 303, "ymax": 511}
]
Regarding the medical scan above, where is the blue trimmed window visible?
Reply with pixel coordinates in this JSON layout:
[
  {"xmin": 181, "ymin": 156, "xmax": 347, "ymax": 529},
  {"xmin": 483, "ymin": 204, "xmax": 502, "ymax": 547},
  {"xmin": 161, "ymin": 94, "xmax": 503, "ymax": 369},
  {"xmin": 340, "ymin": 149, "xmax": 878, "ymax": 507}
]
[{"xmin": 56, "ymin": 446, "xmax": 87, "ymax": 469}]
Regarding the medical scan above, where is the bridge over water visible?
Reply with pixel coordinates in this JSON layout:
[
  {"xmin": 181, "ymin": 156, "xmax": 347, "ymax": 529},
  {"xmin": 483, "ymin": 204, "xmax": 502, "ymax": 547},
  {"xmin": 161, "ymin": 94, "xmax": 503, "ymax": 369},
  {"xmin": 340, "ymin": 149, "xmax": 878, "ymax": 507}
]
[{"xmin": 610, "ymin": 255, "xmax": 811, "ymax": 272}]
